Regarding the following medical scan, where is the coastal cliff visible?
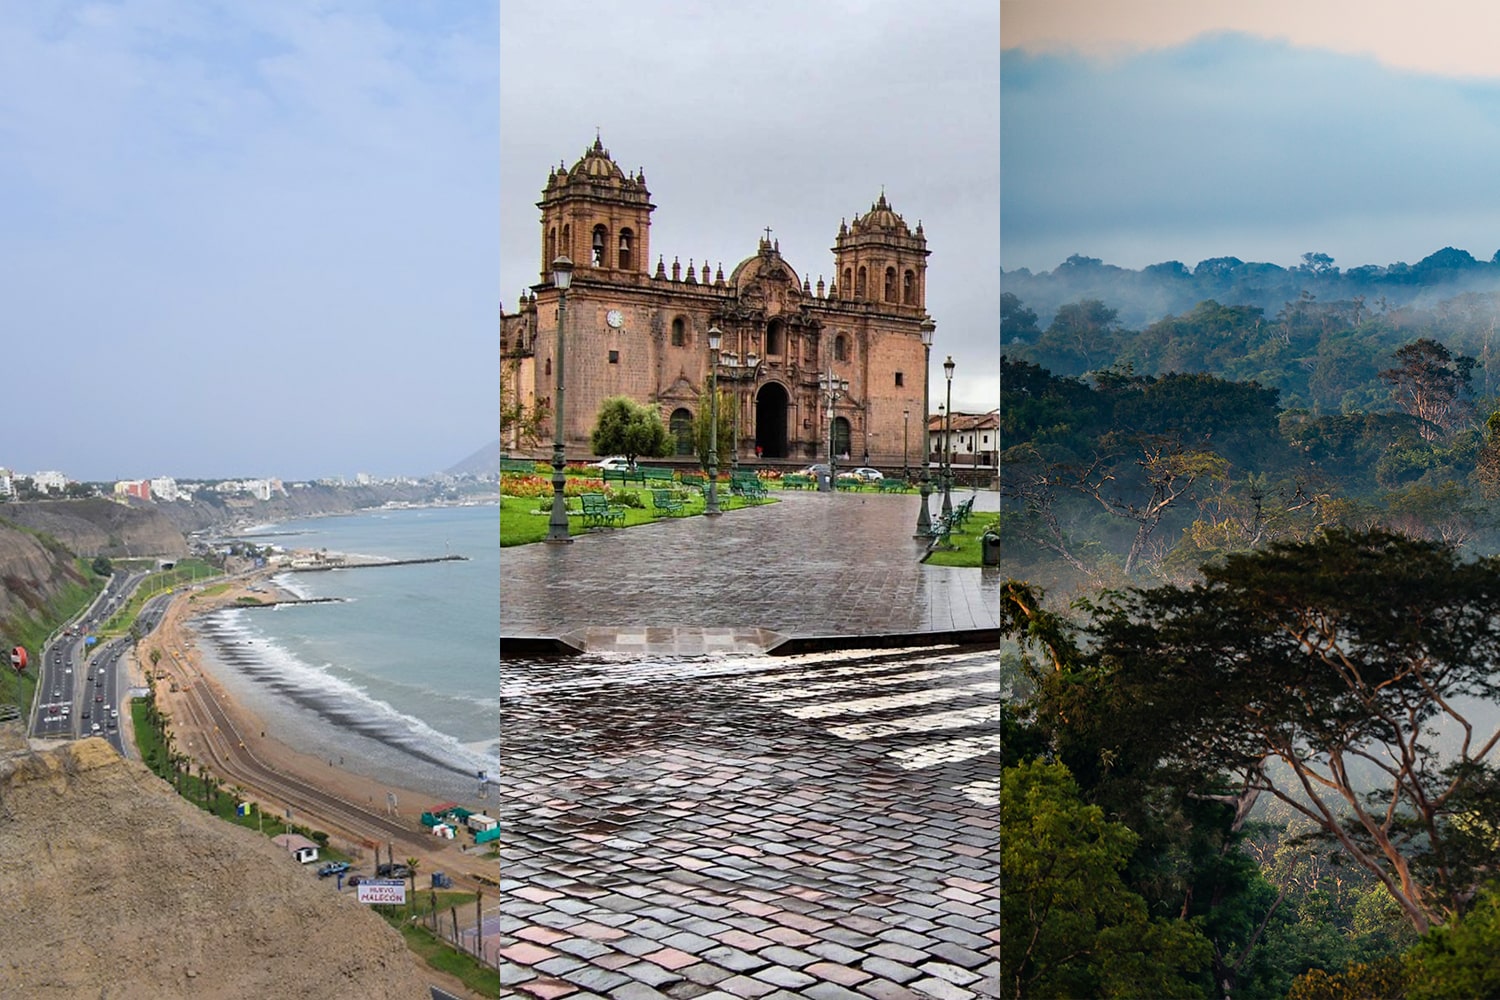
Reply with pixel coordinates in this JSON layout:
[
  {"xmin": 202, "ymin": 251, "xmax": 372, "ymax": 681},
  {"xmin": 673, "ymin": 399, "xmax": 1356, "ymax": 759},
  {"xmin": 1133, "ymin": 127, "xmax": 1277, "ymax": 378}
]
[{"xmin": 0, "ymin": 517, "xmax": 94, "ymax": 634}]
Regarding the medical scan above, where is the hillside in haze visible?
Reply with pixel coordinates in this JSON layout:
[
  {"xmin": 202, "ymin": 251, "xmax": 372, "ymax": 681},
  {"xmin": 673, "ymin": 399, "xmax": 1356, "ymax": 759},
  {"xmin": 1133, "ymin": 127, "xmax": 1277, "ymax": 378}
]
[
  {"xmin": 445, "ymin": 439, "xmax": 499, "ymax": 478},
  {"xmin": 1003, "ymin": 246, "xmax": 1500, "ymax": 333}
]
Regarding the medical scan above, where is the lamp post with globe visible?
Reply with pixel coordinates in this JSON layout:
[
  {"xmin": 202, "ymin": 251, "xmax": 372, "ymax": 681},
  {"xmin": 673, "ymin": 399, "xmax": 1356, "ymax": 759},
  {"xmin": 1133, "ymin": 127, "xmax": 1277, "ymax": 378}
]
[
  {"xmin": 705, "ymin": 326, "xmax": 723, "ymax": 517},
  {"xmin": 941, "ymin": 355, "xmax": 955, "ymax": 519},
  {"xmin": 545, "ymin": 256, "xmax": 575, "ymax": 544}
]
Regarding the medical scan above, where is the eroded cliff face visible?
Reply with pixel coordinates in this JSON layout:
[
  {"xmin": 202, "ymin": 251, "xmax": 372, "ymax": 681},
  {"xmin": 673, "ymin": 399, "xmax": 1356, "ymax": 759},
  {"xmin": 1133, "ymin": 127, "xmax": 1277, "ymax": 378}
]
[
  {"xmin": 0, "ymin": 734, "xmax": 434, "ymax": 999},
  {"xmin": 0, "ymin": 518, "xmax": 90, "ymax": 630},
  {"xmin": 2, "ymin": 499, "xmax": 189, "ymax": 559}
]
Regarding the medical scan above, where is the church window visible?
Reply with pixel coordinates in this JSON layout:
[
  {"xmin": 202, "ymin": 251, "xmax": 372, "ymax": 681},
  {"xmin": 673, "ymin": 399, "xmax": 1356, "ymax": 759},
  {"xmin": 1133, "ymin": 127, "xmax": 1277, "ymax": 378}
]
[
  {"xmin": 842, "ymin": 268, "xmax": 852, "ymax": 296},
  {"xmin": 546, "ymin": 228, "xmax": 557, "ymax": 266},
  {"xmin": 592, "ymin": 225, "xmax": 608, "ymax": 267},
  {"xmin": 670, "ymin": 409, "xmax": 695, "ymax": 455},
  {"xmin": 562, "ymin": 224, "xmax": 571, "ymax": 258},
  {"xmin": 903, "ymin": 269, "xmax": 916, "ymax": 304},
  {"xmin": 834, "ymin": 334, "xmax": 848, "ymax": 362},
  {"xmin": 766, "ymin": 320, "xmax": 783, "ymax": 356},
  {"xmin": 894, "ymin": 371, "xmax": 904, "ymax": 387},
  {"xmin": 855, "ymin": 267, "xmax": 867, "ymax": 299},
  {"xmin": 608, "ymin": 350, "xmax": 619, "ymax": 364},
  {"xmin": 619, "ymin": 228, "xmax": 634, "ymax": 270},
  {"xmin": 545, "ymin": 358, "xmax": 551, "ymax": 376},
  {"xmin": 884, "ymin": 267, "xmax": 896, "ymax": 302},
  {"xmin": 671, "ymin": 317, "xmax": 686, "ymax": 347}
]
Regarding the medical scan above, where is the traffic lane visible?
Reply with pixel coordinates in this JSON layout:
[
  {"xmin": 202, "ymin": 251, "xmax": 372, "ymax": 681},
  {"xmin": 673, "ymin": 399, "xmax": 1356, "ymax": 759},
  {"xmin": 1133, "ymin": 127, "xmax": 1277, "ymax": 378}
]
[{"xmin": 498, "ymin": 646, "xmax": 1000, "ymax": 998}]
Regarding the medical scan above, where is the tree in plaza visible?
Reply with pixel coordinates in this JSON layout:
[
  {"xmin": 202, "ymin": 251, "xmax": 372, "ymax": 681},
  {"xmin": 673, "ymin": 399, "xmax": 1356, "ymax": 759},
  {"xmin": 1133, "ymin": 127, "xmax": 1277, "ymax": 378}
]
[
  {"xmin": 1001, "ymin": 758, "xmax": 1212, "ymax": 999},
  {"xmin": 692, "ymin": 387, "xmax": 736, "ymax": 475},
  {"xmin": 1080, "ymin": 530, "xmax": 1500, "ymax": 935},
  {"xmin": 499, "ymin": 355, "xmax": 551, "ymax": 453},
  {"xmin": 588, "ymin": 396, "xmax": 671, "ymax": 469},
  {"xmin": 1379, "ymin": 339, "xmax": 1476, "ymax": 442}
]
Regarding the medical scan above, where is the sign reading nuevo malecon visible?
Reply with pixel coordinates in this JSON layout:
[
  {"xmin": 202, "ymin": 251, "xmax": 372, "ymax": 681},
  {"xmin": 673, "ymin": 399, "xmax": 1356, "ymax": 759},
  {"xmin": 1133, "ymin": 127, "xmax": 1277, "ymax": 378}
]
[{"xmin": 356, "ymin": 879, "xmax": 407, "ymax": 905}]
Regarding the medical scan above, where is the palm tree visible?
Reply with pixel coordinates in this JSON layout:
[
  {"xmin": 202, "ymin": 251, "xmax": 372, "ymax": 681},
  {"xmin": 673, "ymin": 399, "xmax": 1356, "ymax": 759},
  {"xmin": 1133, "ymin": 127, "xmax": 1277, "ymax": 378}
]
[{"xmin": 404, "ymin": 856, "xmax": 421, "ymax": 900}]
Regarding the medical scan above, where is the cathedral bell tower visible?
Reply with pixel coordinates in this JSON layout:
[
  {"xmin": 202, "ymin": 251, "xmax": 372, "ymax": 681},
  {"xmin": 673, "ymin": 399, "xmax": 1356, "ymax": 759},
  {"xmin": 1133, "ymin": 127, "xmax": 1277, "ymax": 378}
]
[
  {"xmin": 831, "ymin": 192, "xmax": 929, "ymax": 312},
  {"xmin": 538, "ymin": 136, "xmax": 655, "ymax": 285}
]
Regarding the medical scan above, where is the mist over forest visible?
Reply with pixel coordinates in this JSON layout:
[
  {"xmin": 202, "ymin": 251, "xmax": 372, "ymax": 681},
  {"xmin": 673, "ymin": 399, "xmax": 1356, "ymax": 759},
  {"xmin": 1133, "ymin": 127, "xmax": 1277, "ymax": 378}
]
[{"xmin": 1002, "ymin": 243, "xmax": 1500, "ymax": 999}]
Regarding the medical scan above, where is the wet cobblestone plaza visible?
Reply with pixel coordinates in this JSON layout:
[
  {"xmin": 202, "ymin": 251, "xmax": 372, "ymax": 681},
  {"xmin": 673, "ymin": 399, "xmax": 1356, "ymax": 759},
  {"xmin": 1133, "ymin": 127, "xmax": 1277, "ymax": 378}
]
[{"xmin": 500, "ymin": 490, "xmax": 1001, "ymax": 999}]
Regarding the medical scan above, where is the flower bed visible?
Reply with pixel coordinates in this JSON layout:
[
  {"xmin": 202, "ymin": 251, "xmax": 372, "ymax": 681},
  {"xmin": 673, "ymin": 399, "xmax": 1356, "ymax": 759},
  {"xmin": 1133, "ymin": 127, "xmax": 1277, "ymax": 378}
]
[{"xmin": 500, "ymin": 474, "xmax": 609, "ymax": 499}]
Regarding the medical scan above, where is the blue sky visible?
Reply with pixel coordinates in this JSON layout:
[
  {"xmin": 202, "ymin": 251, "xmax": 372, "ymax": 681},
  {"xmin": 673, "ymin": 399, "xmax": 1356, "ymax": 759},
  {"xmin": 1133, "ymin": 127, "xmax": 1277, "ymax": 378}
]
[
  {"xmin": 1002, "ymin": 4, "xmax": 1500, "ymax": 275},
  {"xmin": 499, "ymin": 0, "xmax": 1000, "ymax": 417},
  {"xmin": 0, "ymin": 2, "xmax": 496, "ymax": 482}
]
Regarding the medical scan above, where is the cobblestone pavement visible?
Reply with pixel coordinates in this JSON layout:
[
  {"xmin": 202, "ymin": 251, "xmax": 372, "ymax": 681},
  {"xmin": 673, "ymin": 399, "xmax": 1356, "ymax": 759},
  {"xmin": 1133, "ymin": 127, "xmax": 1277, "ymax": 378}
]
[
  {"xmin": 497, "ymin": 644, "xmax": 999, "ymax": 999},
  {"xmin": 500, "ymin": 489, "xmax": 1000, "ymax": 639}
]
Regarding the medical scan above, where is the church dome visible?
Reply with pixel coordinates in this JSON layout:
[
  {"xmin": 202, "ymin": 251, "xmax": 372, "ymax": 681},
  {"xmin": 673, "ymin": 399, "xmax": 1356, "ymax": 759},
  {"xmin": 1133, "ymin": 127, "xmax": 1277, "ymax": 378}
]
[
  {"xmin": 851, "ymin": 192, "xmax": 910, "ymax": 236},
  {"xmin": 569, "ymin": 136, "xmax": 626, "ymax": 183}
]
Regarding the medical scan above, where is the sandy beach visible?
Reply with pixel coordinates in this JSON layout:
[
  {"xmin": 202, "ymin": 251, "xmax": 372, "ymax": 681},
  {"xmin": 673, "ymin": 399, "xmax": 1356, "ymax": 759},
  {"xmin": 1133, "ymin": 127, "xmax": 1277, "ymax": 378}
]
[{"xmin": 131, "ymin": 571, "xmax": 498, "ymax": 886}]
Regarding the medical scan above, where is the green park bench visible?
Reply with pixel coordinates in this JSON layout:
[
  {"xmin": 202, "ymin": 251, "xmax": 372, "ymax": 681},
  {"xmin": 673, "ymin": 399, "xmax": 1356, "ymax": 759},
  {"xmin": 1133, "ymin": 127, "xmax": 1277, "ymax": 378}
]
[
  {"xmin": 579, "ymin": 493, "xmax": 626, "ymax": 528},
  {"xmin": 730, "ymin": 474, "xmax": 768, "ymax": 502},
  {"xmin": 602, "ymin": 467, "xmax": 644, "ymax": 487},
  {"xmin": 782, "ymin": 474, "xmax": 812, "ymax": 490},
  {"xmin": 953, "ymin": 496, "xmax": 975, "ymax": 526},
  {"xmin": 680, "ymin": 473, "xmax": 707, "ymax": 493},
  {"xmin": 500, "ymin": 458, "xmax": 541, "ymax": 475},
  {"xmin": 877, "ymin": 478, "xmax": 907, "ymax": 493},
  {"xmin": 650, "ymin": 489, "xmax": 687, "ymax": 517},
  {"xmin": 641, "ymin": 467, "xmax": 677, "ymax": 486},
  {"xmin": 834, "ymin": 476, "xmax": 862, "ymax": 491}
]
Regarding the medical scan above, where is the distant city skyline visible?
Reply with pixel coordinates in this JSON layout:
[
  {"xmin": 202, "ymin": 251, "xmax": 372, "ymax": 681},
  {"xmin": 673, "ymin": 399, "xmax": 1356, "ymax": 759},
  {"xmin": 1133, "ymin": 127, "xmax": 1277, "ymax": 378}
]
[
  {"xmin": 0, "ymin": 3, "xmax": 497, "ymax": 482},
  {"xmin": 1002, "ymin": 2, "xmax": 1500, "ymax": 276}
]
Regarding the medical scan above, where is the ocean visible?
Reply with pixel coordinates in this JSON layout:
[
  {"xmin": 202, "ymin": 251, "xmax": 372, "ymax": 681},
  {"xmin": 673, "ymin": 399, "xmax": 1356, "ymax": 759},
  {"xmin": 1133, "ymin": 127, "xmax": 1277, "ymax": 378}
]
[{"xmin": 191, "ymin": 503, "xmax": 498, "ymax": 803}]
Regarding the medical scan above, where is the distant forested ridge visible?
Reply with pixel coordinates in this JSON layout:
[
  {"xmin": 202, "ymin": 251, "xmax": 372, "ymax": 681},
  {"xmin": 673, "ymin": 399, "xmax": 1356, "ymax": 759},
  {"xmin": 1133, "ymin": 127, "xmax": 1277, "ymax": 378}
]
[{"xmin": 1004, "ymin": 246, "xmax": 1500, "ymax": 334}]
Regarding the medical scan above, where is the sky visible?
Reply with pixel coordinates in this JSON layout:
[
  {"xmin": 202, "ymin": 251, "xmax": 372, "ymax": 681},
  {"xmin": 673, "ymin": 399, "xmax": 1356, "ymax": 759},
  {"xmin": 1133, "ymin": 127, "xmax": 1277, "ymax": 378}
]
[
  {"xmin": 1001, "ymin": 0, "xmax": 1500, "ymax": 275},
  {"xmin": 0, "ymin": 2, "xmax": 497, "ymax": 482},
  {"xmin": 498, "ymin": 0, "xmax": 1000, "ymax": 417}
]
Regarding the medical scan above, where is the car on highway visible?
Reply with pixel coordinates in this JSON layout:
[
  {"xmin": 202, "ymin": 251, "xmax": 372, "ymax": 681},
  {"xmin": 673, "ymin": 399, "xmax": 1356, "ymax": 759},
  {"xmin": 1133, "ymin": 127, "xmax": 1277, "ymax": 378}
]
[
  {"xmin": 52, "ymin": 688, "xmax": 60, "ymax": 698},
  {"xmin": 90, "ymin": 723, "xmax": 101, "ymax": 734},
  {"xmin": 95, "ymin": 695, "xmax": 103, "ymax": 703}
]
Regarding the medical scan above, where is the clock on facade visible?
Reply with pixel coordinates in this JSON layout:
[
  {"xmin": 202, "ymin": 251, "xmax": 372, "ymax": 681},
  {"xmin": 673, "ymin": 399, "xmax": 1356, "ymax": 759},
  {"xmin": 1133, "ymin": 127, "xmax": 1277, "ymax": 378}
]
[{"xmin": 606, "ymin": 309, "xmax": 624, "ymax": 329}]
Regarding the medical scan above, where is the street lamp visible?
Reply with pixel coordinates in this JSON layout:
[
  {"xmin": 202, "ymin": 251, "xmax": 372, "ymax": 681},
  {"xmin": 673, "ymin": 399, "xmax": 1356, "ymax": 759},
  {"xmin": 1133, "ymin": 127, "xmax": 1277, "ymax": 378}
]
[
  {"xmin": 705, "ymin": 325, "xmax": 723, "ymax": 517},
  {"xmin": 545, "ymin": 256, "xmax": 574, "ymax": 544},
  {"xmin": 902, "ymin": 407, "xmax": 910, "ymax": 482},
  {"xmin": 941, "ymin": 355, "xmax": 955, "ymax": 518},
  {"xmin": 716, "ymin": 347, "xmax": 762, "ymax": 471},
  {"xmin": 819, "ymin": 369, "xmax": 849, "ymax": 491},
  {"xmin": 914, "ymin": 318, "xmax": 935, "ymax": 538}
]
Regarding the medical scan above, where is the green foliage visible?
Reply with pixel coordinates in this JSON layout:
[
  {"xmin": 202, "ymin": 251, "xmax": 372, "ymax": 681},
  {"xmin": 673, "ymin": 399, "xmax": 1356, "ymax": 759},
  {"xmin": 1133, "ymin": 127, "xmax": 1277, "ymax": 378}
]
[
  {"xmin": 1403, "ymin": 885, "xmax": 1500, "ymax": 999},
  {"xmin": 1287, "ymin": 956, "xmax": 1408, "ymax": 1000},
  {"xmin": 1001, "ymin": 759, "xmax": 1212, "ymax": 999},
  {"xmin": 589, "ymin": 396, "xmax": 672, "ymax": 465},
  {"xmin": 692, "ymin": 387, "xmax": 736, "ymax": 473},
  {"xmin": 91, "ymin": 555, "xmax": 113, "ymax": 577}
]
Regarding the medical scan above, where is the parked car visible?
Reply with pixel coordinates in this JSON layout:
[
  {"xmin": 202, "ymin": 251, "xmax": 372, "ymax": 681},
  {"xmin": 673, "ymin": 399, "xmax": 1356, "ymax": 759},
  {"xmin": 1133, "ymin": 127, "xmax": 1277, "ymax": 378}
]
[
  {"xmin": 587, "ymin": 456, "xmax": 631, "ymax": 471},
  {"xmin": 376, "ymin": 862, "xmax": 412, "ymax": 879},
  {"xmin": 799, "ymin": 463, "xmax": 830, "ymax": 478},
  {"xmin": 317, "ymin": 861, "xmax": 351, "ymax": 878},
  {"xmin": 843, "ymin": 467, "xmax": 885, "ymax": 482}
]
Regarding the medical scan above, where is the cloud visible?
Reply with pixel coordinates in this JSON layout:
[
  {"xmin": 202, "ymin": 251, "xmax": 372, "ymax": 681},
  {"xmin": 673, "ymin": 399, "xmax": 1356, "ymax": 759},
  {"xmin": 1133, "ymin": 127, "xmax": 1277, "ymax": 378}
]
[{"xmin": 1002, "ymin": 33, "xmax": 1500, "ymax": 272}]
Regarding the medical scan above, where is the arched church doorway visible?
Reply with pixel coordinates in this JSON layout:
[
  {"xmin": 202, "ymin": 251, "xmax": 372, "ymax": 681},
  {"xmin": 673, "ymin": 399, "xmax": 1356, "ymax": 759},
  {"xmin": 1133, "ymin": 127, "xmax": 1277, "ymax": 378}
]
[{"xmin": 754, "ymin": 382, "xmax": 789, "ymax": 459}]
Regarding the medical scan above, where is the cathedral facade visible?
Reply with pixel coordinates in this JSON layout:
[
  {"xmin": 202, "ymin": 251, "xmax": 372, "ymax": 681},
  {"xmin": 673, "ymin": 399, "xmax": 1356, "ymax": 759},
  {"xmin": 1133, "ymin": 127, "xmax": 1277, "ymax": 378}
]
[{"xmin": 501, "ymin": 138, "xmax": 936, "ymax": 469}]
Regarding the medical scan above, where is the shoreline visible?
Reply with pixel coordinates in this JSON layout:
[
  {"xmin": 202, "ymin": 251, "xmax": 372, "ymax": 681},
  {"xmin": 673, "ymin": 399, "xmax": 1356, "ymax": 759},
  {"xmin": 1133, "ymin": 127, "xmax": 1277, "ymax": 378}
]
[{"xmin": 136, "ymin": 572, "xmax": 496, "ymax": 880}]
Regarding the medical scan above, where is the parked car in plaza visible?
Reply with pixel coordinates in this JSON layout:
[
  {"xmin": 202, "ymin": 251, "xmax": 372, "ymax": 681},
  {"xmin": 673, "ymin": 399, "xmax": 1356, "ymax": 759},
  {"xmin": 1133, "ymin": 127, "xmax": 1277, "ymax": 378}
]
[
  {"xmin": 843, "ymin": 467, "xmax": 885, "ymax": 482},
  {"xmin": 588, "ymin": 456, "xmax": 631, "ymax": 471}
]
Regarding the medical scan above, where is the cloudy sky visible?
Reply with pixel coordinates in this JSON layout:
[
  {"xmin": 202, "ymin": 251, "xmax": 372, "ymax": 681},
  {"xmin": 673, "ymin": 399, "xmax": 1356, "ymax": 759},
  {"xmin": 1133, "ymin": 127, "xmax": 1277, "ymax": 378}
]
[
  {"xmin": 1, "ymin": 2, "xmax": 496, "ymax": 482},
  {"xmin": 499, "ymin": 0, "xmax": 1000, "ymax": 415},
  {"xmin": 1002, "ymin": 0, "xmax": 1500, "ymax": 274}
]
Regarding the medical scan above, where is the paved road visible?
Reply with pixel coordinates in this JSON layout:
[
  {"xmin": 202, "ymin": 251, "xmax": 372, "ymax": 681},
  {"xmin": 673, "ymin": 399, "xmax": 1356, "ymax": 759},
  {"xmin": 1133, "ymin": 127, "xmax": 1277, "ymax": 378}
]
[
  {"xmin": 497, "ymin": 642, "xmax": 999, "ymax": 999},
  {"xmin": 500, "ymin": 489, "xmax": 1000, "ymax": 643}
]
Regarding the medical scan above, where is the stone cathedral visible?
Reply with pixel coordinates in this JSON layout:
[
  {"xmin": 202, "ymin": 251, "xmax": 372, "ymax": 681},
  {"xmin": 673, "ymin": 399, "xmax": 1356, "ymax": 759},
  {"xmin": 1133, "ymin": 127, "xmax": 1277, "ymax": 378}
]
[{"xmin": 500, "ymin": 138, "xmax": 936, "ymax": 468}]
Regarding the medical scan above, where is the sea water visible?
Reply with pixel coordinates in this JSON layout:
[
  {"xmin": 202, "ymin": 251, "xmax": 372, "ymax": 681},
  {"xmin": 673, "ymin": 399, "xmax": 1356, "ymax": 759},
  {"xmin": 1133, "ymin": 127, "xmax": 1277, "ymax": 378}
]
[{"xmin": 193, "ymin": 504, "xmax": 497, "ymax": 803}]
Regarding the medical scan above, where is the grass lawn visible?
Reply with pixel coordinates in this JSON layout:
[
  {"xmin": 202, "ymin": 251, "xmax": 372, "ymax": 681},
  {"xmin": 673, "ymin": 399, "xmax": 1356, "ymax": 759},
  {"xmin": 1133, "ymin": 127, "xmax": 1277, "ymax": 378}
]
[
  {"xmin": 500, "ymin": 486, "xmax": 772, "ymax": 545},
  {"xmin": 923, "ymin": 512, "xmax": 1000, "ymax": 568}
]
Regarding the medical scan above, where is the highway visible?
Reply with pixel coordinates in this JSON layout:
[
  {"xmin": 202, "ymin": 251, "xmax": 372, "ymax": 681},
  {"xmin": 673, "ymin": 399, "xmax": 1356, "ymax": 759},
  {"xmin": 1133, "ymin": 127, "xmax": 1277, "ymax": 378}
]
[{"xmin": 29, "ymin": 570, "xmax": 143, "ymax": 746}]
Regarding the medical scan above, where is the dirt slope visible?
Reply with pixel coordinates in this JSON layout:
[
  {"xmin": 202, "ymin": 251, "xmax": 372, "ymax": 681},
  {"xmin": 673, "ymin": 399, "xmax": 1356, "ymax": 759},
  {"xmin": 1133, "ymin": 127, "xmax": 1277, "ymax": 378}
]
[{"xmin": 0, "ymin": 731, "xmax": 435, "ymax": 999}]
